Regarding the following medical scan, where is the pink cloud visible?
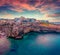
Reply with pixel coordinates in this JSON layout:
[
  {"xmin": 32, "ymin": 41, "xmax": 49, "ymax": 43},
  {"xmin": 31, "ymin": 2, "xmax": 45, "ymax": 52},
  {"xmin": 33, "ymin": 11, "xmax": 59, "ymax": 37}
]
[
  {"xmin": 0, "ymin": 0, "xmax": 46, "ymax": 12},
  {"xmin": 8, "ymin": 0, "xmax": 36, "ymax": 12},
  {"xmin": 34, "ymin": 0, "xmax": 46, "ymax": 7},
  {"xmin": 38, "ymin": 3, "xmax": 60, "ymax": 14},
  {"xmin": 10, "ymin": 7, "xmax": 23, "ymax": 12},
  {"xmin": 0, "ymin": 0, "xmax": 59, "ymax": 14},
  {"xmin": 46, "ymin": 13, "xmax": 60, "ymax": 17},
  {"xmin": 57, "ymin": 0, "xmax": 60, "ymax": 2},
  {"xmin": 0, "ymin": 0, "xmax": 5, "ymax": 6}
]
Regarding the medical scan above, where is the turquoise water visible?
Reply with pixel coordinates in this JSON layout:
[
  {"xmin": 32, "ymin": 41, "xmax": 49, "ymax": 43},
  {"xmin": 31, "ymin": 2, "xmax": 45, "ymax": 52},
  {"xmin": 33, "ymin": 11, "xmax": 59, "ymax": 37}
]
[{"xmin": 6, "ymin": 32, "xmax": 60, "ymax": 55}]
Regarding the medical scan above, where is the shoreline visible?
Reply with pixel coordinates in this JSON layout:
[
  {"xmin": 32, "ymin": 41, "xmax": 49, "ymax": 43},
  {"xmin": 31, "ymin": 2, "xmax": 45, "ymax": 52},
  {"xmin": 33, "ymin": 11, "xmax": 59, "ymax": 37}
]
[{"xmin": 8, "ymin": 31, "xmax": 60, "ymax": 40}]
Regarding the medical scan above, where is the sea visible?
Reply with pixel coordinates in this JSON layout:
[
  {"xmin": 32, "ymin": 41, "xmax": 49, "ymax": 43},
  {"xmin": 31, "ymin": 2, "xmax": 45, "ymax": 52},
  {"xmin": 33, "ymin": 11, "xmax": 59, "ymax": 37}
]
[{"xmin": 5, "ymin": 32, "xmax": 60, "ymax": 55}]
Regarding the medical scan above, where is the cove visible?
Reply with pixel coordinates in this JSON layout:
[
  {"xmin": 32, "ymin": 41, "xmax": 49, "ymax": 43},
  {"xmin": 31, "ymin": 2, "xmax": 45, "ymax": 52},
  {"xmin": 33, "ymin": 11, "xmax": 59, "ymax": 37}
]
[{"xmin": 6, "ymin": 32, "xmax": 60, "ymax": 55}]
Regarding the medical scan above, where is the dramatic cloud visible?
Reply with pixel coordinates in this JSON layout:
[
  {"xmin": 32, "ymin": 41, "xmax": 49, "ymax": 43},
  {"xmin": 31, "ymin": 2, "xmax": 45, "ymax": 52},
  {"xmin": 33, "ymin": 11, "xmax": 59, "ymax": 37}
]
[
  {"xmin": 0, "ymin": 0, "xmax": 59, "ymax": 12},
  {"xmin": 0, "ymin": 0, "xmax": 47, "ymax": 12},
  {"xmin": 39, "ymin": 3, "xmax": 60, "ymax": 13},
  {"xmin": 0, "ymin": 0, "xmax": 60, "ymax": 22}
]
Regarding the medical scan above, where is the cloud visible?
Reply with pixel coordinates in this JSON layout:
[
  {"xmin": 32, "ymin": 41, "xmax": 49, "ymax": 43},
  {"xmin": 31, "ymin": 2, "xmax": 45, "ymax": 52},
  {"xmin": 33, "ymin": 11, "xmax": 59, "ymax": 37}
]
[
  {"xmin": 57, "ymin": 0, "xmax": 60, "ymax": 3},
  {"xmin": 10, "ymin": 0, "xmax": 36, "ymax": 11},
  {"xmin": 3, "ymin": 14, "xmax": 14, "ymax": 19},
  {"xmin": 38, "ymin": 3, "xmax": 60, "ymax": 13},
  {"xmin": 0, "ymin": 0, "xmax": 59, "ymax": 12},
  {"xmin": 0, "ymin": 0, "xmax": 5, "ymax": 6},
  {"xmin": 0, "ymin": 11, "xmax": 14, "ymax": 19},
  {"xmin": 46, "ymin": 13, "xmax": 60, "ymax": 17},
  {"xmin": 44, "ymin": 12, "xmax": 60, "ymax": 22},
  {"xmin": 9, "ymin": 7, "xmax": 23, "ymax": 12},
  {"xmin": 0, "ymin": 0, "xmax": 47, "ymax": 12},
  {"xmin": 0, "ymin": 0, "xmax": 60, "ymax": 22}
]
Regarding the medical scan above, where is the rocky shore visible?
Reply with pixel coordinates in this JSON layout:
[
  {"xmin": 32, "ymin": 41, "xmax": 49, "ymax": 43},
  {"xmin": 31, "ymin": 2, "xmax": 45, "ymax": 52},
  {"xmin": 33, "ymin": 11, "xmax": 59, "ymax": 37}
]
[
  {"xmin": 0, "ymin": 23, "xmax": 60, "ymax": 39},
  {"xmin": 0, "ymin": 18, "xmax": 60, "ymax": 39}
]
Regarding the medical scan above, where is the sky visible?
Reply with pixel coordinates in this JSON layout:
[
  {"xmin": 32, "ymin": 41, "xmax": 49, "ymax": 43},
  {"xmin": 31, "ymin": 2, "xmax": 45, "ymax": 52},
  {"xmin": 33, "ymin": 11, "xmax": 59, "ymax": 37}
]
[{"xmin": 0, "ymin": 0, "xmax": 60, "ymax": 22}]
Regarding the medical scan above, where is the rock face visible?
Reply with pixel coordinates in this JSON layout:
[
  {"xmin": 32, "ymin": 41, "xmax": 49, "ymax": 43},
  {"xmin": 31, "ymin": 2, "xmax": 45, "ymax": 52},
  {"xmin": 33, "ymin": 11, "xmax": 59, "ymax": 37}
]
[{"xmin": 0, "ymin": 19, "xmax": 60, "ymax": 39}]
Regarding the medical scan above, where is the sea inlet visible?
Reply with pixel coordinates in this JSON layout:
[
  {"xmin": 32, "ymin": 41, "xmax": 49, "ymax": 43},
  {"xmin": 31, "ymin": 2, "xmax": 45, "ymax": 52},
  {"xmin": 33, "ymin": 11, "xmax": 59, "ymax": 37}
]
[{"xmin": 5, "ymin": 32, "xmax": 60, "ymax": 55}]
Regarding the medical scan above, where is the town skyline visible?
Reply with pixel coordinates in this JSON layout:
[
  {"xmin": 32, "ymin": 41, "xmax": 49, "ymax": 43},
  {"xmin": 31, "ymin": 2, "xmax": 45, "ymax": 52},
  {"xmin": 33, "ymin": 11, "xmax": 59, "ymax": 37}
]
[{"xmin": 0, "ymin": 16, "xmax": 60, "ymax": 23}]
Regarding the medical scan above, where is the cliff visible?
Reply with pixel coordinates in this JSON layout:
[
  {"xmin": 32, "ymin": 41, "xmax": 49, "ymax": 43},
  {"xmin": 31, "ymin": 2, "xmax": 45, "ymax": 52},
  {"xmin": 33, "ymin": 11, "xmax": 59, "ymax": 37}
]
[{"xmin": 0, "ymin": 21, "xmax": 60, "ymax": 39}]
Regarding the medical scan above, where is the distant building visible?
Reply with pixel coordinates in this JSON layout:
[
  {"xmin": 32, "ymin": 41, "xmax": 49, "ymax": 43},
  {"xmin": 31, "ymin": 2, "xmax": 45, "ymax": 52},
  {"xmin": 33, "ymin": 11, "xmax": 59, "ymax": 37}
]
[
  {"xmin": 14, "ymin": 16, "xmax": 26, "ymax": 22},
  {"xmin": 0, "ymin": 19, "xmax": 8, "ymax": 24},
  {"xmin": 15, "ymin": 17, "xmax": 36, "ymax": 23},
  {"xmin": 40, "ymin": 20, "xmax": 49, "ymax": 23},
  {"xmin": 27, "ymin": 18, "xmax": 36, "ymax": 22},
  {"xmin": 14, "ymin": 18, "xmax": 20, "ymax": 22}
]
